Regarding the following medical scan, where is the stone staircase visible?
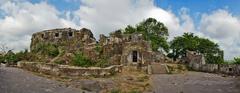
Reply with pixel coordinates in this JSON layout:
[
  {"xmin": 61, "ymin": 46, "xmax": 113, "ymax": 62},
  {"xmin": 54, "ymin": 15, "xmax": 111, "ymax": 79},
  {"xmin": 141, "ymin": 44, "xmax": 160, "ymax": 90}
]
[{"xmin": 150, "ymin": 63, "xmax": 169, "ymax": 74}]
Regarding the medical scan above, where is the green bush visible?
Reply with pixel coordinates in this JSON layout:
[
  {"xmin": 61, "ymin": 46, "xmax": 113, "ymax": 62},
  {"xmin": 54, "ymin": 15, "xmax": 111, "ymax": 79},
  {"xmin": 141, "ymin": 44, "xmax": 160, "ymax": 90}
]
[
  {"xmin": 15, "ymin": 49, "xmax": 29, "ymax": 61},
  {"xmin": 95, "ymin": 58, "xmax": 109, "ymax": 68},
  {"xmin": 94, "ymin": 43, "xmax": 103, "ymax": 53},
  {"xmin": 5, "ymin": 52, "xmax": 18, "ymax": 63},
  {"xmin": 72, "ymin": 52, "xmax": 93, "ymax": 67},
  {"xmin": 47, "ymin": 44, "xmax": 59, "ymax": 57},
  {"xmin": 33, "ymin": 43, "xmax": 59, "ymax": 57}
]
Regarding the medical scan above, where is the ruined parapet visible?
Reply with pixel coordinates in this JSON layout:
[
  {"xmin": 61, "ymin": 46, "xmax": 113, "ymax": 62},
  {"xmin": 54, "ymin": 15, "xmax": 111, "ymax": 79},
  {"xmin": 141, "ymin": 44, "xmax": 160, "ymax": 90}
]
[
  {"xmin": 122, "ymin": 33, "xmax": 144, "ymax": 42},
  {"xmin": 98, "ymin": 30, "xmax": 155, "ymax": 67},
  {"xmin": 186, "ymin": 50, "xmax": 206, "ymax": 68},
  {"xmin": 99, "ymin": 34, "xmax": 108, "ymax": 46},
  {"xmin": 186, "ymin": 51, "xmax": 240, "ymax": 76},
  {"xmin": 30, "ymin": 28, "xmax": 96, "ymax": 53},
  {"xmin": 99, "ymin": 31, "xmax": 145, "ymax": 46},
  {"xmin": 18, "ymin": 61, "xmax": 123, "ymax": 77}
]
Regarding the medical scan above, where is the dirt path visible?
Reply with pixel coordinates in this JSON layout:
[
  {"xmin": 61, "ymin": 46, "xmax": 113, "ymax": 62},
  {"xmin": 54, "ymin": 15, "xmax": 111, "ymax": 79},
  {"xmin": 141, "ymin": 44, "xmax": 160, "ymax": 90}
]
[
  {"xmin": 151, "ymin": 72, "xmax": 240, "ymax": 93},
  {"xmin": 0, "ymin": 67, "xmax": 82, "ymax": 93}
]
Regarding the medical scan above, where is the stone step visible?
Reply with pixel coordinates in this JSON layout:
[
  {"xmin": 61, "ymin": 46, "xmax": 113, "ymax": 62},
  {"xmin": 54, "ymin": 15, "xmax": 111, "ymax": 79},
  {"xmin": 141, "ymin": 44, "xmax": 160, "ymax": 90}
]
[{"xmin": 151, "ymin": 64, "xmax": 169, "ymax": 74}]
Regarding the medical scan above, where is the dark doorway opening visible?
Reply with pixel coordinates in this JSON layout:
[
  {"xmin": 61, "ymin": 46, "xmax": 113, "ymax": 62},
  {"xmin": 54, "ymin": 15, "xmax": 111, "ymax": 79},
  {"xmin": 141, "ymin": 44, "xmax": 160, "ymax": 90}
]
[
  {"xmin": 41, "ymin": 34, "xmax": 44, "ymax": 38},
  {"xmin": 68, "ymin": 32, "xmax": 73, "ymax": 37},
  {"xmin": 132, "ymin": 51, "xmax": 138, "ymax": 62},
  {"xmin": 55, "ymin": 33, "xmax": 59, "ymax": 37}
]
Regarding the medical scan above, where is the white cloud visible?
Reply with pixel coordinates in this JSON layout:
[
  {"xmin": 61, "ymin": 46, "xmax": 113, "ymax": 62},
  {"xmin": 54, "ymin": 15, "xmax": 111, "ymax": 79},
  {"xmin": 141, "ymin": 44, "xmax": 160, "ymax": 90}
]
[
  {"xmin": 179, "ymin": 8, "xmax": 196, "ymax": 33},
  {"xmin": 74, "ymin": 0, "xmax": 185, "ymax": 39},
  {"xmin": 0, "ymin": 1, "xmax": 79, "ymax": 51},
  {"xmin": 147, "ymin": 8, "xmax": 181, "ymax": 39},
  {"xmin": 199, "ymin": 9, "xmax": 240, "ymax": 60}
]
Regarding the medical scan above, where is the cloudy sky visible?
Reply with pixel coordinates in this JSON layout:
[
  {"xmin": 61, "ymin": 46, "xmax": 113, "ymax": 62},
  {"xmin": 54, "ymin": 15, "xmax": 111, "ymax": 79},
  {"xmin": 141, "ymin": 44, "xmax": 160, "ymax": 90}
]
[{"xmin": 0, "ymin": 0, "xmax": 240, "ymax": 60}]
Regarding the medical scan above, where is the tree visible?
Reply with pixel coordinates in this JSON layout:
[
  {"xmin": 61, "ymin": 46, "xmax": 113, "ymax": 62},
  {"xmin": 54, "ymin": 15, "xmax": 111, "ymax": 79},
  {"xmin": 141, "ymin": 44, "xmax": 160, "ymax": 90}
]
[
  {"xmin": 15, "ymin": 49, "xmax": 29, "ymax": 61},
  {"xmin": 168, "ymin": 33, "xmax": 224, "ymax": 64},
  {"xmin": 123, "ymin": 18, "xmax": 169, "ymax": 52},
  {"xmin": 0, "ymin": 43, "xmax": 9, "ymax": 54},
  {"xmin": 5, "ymin": 50, "xmax": 18, "ymax": 64},
  {"xmin": 233, "ymin": 57, "xmax": 240, "ymax": 64}
]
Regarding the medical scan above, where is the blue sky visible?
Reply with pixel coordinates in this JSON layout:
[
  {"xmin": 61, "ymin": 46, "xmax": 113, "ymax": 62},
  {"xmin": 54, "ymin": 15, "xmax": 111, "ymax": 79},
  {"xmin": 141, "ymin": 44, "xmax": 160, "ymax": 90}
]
[
  {"xmin": 28, "ymin": 0, "xmax": 240, "ymax": 25},
  {"xmin": 29, "ymin": 0, "xmax": 240, "ymax": 13},
  {"xmin": 155, "ymin": 0, "xmax": 240, "ymax": 25},
  {"xmin": 0, "ymin": 0, "xmax": 240, "ymax": 60}
]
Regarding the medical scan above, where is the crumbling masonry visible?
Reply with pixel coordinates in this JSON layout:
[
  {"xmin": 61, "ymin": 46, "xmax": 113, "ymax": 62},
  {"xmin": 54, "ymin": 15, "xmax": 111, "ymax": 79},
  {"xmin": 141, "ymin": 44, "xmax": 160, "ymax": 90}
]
[{"xmin": 31, "ymin": 28, "xmax": 165, "ymax": 67}]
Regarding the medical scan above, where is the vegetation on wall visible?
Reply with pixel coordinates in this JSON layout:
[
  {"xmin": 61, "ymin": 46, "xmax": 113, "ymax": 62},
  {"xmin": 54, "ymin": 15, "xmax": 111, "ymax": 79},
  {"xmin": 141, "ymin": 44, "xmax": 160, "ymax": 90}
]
[
  {"xmin": 72, "ymin": 52, "xmax": 94, "ymax": 67},
  {"xmin": 95, "ymin": 58, "xmax": 109, "ymax": 68},
  {"xmin": 33, "ymin": 43, "xmax": 59, "ymax": 57},
  {"xmin": 168, "ymin": 33, "xmax": 224, "ymax": 64},
  {"xmin": 123, "ymin": 18, "xmax": 169, "ymax": 52},
  {"xmin": 71, "ymin": 52, "xmax": 110, "ymax": 67},
  {"xmin": 94, "ymin": 43, "xmax": 103, "ymax": 53}
]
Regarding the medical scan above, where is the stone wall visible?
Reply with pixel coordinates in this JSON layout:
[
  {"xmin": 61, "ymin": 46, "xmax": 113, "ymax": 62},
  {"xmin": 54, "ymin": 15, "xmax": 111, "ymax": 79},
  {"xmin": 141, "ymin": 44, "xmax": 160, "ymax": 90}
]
[
  {"xmin": 189, "ymin": 63, "xmax": 240, "ymax": 75},
  {"xmin": 31, "ymin": 28, "xmax": 96, "ymax": 53},
  {"xmin": 186, "ymin": 50, "xmax": 240, "ymax": 75},
  {"xmin": 18, "ymin": 61, "xmax": 123, "ymax": 77}
]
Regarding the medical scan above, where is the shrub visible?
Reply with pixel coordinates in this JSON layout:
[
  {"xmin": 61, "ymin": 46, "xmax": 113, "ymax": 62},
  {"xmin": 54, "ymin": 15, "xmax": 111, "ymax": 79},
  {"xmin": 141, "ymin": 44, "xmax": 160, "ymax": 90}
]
[
  {"xmin": 15, "ymin": 49, "xmax": 28, "ymax": 61},
  {"xmin": 33, "ymin": 43, "xmax": 59, "ymax": 57},
  {"xmin": 5, "ymin": 52, "xmax": 18, "ymax": 64},
  {"xmin": 95, "ymin": 58, "xmax": 109, "ymax": 68},
  {"xmin": 46, "ymin": 44, "xmax": 59, "ymax": 57},
  {"xmin": 72, "ymin": 52, "xmax": 93, "ymax": 67},
  {"xmin": 94, "ymin": 43, "xmax": 102, "ymax": 53}
]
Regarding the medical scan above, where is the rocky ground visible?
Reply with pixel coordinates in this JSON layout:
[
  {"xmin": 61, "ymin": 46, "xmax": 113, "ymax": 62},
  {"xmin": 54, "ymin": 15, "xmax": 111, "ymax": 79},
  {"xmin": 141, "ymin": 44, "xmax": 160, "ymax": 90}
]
[
  {"xmin": 0, "ymin": 66, "xmax": 151, "ymax": 93},
  {"xmin": 0, "ymin": 67, "xmax": 88, "ymax": 93},
  {"xmin": 1, "ymin": 66, "xmax": 240, "ymax": 93},
  {"xmin": 57, "ymin": 66, "xmax": 152, "ymax": 93},
  {"xmin": 151, "ymin": 72, "xmax": 240, "ymax": 93}
]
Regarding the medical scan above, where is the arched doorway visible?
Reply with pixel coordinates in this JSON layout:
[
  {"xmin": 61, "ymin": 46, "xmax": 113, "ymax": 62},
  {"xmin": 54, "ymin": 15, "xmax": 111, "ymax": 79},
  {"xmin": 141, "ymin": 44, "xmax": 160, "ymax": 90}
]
[{"xmin": 132, "ymin": 51, "xmax": 138, "ymax": 62}]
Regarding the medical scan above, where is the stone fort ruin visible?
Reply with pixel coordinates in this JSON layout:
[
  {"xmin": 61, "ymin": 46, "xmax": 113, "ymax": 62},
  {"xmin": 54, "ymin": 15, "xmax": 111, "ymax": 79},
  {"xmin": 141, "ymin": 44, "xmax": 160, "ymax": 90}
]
[
  {"xmin": 30, "ymin": 28, "xmax": 165, "ymax": 67},
  {"xmin": 24, "ymin": 27, "xmax": 240, "ymax": 76}
]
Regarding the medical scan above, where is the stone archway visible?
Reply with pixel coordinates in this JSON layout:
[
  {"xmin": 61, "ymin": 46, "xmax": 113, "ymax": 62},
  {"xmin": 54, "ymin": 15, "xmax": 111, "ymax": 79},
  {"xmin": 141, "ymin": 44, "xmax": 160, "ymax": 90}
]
[
  {"xmin": 121, "ymin": 46, "xmax": 143, "ymax": 65},
  {"xmin": 132, "ymin": 51, "xmax": 138, "ymax": 62}
]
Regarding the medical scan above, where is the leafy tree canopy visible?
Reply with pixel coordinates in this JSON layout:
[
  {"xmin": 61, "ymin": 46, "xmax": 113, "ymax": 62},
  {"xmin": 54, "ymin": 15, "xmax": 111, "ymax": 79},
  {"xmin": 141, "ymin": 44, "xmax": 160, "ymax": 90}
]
[
  {"xmin": 123, "ymin": 18, "xmax": 169, "ymax": 52},
  {"xmin": 233, "ymin": 57, "xmax": 240, "ymax": 64},
  {"xmin": 168, "ymin": 33, "xmax": 224, "ymax": 64}
]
